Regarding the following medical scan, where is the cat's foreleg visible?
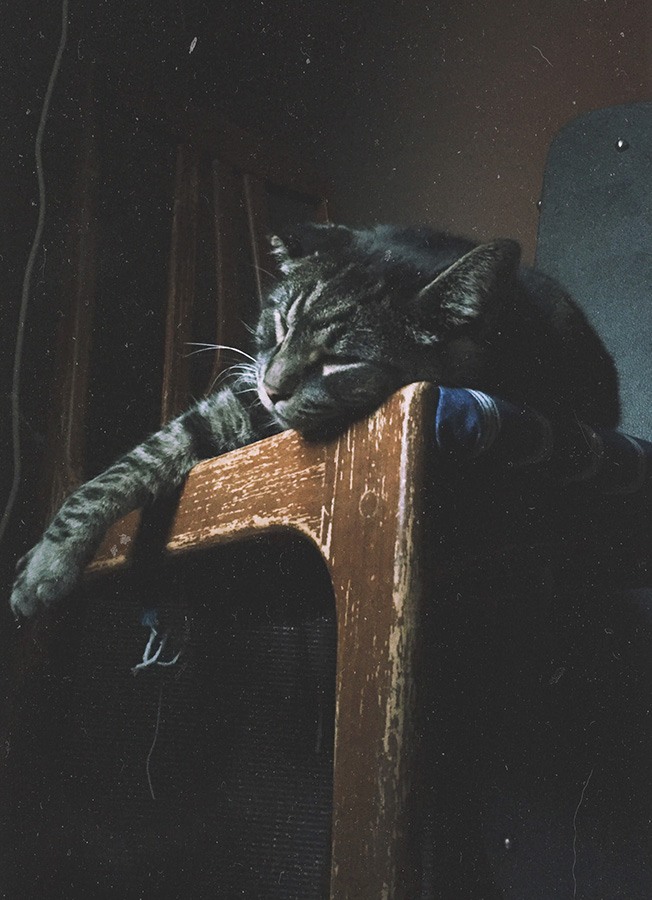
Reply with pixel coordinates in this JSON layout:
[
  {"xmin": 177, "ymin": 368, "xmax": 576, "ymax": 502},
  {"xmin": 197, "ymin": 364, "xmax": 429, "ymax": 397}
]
[{"xmin": 10, "ymin": 389, "xmax": 269, "ymax": 618}]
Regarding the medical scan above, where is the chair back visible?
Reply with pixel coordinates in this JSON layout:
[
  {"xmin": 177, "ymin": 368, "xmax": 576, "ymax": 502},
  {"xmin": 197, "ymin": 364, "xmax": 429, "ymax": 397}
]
[{"xmin": 536, "ymin": 102, "xmax": 652, "ymax": 438}]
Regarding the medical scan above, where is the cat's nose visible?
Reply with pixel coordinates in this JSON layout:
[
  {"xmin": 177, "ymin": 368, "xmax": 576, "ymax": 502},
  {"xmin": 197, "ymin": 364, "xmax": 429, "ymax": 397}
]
[
  {"xmin": 263, "ymin": 355, "xmax": 297, "ymax": 404},
  {"xmin": 264, "ymin": 384, "xmax": 284, "ymax": 404},
  {"xmin": 263, "ymin": 376, "xmax": 290, "ymax": 404}
]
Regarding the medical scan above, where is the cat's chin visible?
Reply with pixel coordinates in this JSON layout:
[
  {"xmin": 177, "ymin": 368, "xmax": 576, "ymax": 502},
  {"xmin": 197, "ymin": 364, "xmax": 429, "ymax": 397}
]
[
  {"xmin": 296, "ymin": 420, "xmax": 350, "ymax": 442},
  {"xmin": 286, "ymin": 405, "xmax": 382, "ymax": 443},
  {"xmin": 271, "ymin": 407, "xmax": 339, "ymax": 440}
]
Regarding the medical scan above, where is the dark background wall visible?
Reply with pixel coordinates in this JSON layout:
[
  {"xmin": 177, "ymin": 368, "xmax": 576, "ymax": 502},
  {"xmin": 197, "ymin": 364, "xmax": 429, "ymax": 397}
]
[
  {"xmin": 326, "ymin": 0, "xmax": 652, "ymax": 259},
  {"xmin": 4, "ymin": 0, "xmax": 651, "ymax": 260}
]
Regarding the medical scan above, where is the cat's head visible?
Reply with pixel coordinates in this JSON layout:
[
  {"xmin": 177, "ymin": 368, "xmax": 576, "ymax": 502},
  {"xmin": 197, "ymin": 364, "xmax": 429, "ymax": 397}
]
[{"xmin": 254, "ymin": 223, "xmax": 520, "ymax": 437}]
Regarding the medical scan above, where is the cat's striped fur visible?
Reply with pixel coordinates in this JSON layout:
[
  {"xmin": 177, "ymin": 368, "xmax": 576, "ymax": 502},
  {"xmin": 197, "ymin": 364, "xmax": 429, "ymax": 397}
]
[{"xmin": 10, "ymin": 223, "xmax": 619, "ymax": 617}]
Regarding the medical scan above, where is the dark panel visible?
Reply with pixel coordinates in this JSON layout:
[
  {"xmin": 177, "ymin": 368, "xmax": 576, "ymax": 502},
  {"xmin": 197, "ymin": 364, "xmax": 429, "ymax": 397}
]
[
  {"xmin": 536, "ymin": 102, "xmax": 652, "ymax": 439},
  {"xmin": 5, "ymin": 535, "xmax": 336, "ymax": 899}
]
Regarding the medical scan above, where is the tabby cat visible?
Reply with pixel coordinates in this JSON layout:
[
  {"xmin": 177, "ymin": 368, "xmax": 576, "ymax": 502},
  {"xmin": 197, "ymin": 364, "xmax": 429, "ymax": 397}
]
[{"xmin": 10, "ymin": 223, "xmax": 619, "ymax": 617}]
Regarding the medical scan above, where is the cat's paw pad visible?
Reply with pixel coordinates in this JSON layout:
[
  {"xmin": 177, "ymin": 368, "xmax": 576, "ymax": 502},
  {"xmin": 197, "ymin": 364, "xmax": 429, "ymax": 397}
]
[{"xmin": 10, "ymin": 542, "xmax": 81, "ymax": 618}]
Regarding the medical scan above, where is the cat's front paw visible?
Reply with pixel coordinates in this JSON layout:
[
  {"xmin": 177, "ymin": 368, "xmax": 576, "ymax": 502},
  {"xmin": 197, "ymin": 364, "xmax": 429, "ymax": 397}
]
[{"xmin": 10, "ymin": 541, "xmax": 82, "ymax": 618}]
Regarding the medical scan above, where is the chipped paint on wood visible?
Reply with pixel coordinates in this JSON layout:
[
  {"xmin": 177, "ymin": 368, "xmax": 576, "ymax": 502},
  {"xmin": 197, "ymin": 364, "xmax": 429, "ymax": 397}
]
[
  {"xmin": 86, "ymin": 383, "xmax": 438, "ymax": 900},
  {"xmin": 326, "ymin": 383, "xmax": 436, "ymax": 900}
]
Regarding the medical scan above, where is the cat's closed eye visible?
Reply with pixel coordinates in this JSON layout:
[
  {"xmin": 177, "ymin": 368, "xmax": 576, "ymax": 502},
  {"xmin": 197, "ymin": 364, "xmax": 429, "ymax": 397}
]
[
  {"xmin": 273, "ymin": 309, "xmax": 287, "ymax": 344},
  {"xmin": 321, "ymin": 360, "xmax": 365, "ymax": 378}
]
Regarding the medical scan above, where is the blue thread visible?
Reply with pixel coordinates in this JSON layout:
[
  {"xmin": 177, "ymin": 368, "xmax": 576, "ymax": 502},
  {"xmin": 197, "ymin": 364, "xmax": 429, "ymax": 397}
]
[{"xmin": 140, "ymin": 608, "xmax": 160, "ymax": 629}]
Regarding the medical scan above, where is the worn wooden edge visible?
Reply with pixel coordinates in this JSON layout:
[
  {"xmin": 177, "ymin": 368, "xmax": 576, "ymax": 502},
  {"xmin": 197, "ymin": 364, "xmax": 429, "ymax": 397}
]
[
  {"xmin": 87, "ymin": 426, "xmax": 330, "ymax": 575},
  {"xmin": 381, "ymin": 381, "xmax": 434, "ymax": 808},
  {"xmin": 325, "ymin": 382, "xmax": 437, "ymax": 900},
  {"xmin": 382, "ymin": 381, "xmax": 436, "ymax": 894},
  {"xmin": 87, "ymin": 384, "xmax": 437, "ymax": 578}
]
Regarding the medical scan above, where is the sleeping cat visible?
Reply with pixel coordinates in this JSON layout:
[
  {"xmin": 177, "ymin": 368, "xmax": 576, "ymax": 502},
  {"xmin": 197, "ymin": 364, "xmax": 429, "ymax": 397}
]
[{"xmin": 10, "ymin": 223, "xmax": 619, "ymax": 618}]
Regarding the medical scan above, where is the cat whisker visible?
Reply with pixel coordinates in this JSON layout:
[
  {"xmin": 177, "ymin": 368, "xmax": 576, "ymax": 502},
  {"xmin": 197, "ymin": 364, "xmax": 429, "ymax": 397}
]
[
  {"xmin": 204, "ymin": 368, "xmax": 234, "ymax": 395},
  {"xmin": 204, "ymin": 361, "xmax": 257, "ymax": 396},
  {"xmin": 185, "ymin": 343, "xmax": 257, "ymax": 363},
  {"xmin": 185, "ymin": 348, "xmax": 215, "ymax": 358},
  {"xmin": 234, "ymin": 387, "xmax": 261, "ymax": 397},
  {"xmin": 233, "ymin": 373, "xmax": 258, "ymax": 384},
  {"xmin": 250, "ymin": 263, "xmax": 279, "ymax": 282},
  {"xmin": 227, "ymin": 371, "xmax": 257, "ymax": 386},
  {"xmin": 231, "ymin": 371, "xmax": 258, "ymax": 386},
  {"xmin": 225, "ymin": 362, "xmax": 256, "ymax": 372}
]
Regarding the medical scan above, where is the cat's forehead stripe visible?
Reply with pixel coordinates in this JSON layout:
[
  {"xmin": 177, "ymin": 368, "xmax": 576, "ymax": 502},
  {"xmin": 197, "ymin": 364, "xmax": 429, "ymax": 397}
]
[{"xmin": 289, "ymin": 284, "xmax": 327, "ymax": 322}]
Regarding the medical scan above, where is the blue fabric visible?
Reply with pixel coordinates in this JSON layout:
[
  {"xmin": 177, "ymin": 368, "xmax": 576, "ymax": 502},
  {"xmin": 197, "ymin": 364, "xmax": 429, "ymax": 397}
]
[{"xmin": 435, "ymin": 387, "xmax": 652, "ymax": 493}]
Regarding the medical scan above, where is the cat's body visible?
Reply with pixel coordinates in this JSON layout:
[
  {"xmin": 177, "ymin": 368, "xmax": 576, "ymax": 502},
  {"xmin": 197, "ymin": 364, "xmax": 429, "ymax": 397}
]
[{"xmin": 10, "ymin": 223, "xmax": 619, "ymax": 617}]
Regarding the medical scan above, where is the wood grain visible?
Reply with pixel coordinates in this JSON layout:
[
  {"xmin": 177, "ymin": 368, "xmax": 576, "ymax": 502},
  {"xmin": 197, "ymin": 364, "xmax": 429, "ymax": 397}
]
[
  {"xmin": 210, "ymin": 160, "xmax": 249, "ymax": 388},
  {"xmin": 243, "ymin": 173, "xmax": 273, "ymax": 306},
  {"xmin": 89, "ymin": 383, "xmax": 437, "ymax": 899},
  {"xmin": 160, "ymin": 146, "xmax": 200, "ymax": 424}
]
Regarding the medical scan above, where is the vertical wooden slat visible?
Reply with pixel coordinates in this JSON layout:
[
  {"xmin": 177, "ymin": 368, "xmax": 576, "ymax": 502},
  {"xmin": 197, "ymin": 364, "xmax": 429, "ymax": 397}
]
[
  {"xmin": 42, "ymin": 76, "xmax": 99, "ymax": 519},
  {"xmin": 210, "ymin": 160, "xmax": 248, "ymax": 389},
  {"xmin": 326, "ymin": 384, "xmax": 433, "ymax": 900},
  {"xmin": 160, "ymin": 145, "xmax": 200, "ymax": 424},
  {"xmin": 243, "ymin": 172, "xmax": 273, "ymax": 305}
]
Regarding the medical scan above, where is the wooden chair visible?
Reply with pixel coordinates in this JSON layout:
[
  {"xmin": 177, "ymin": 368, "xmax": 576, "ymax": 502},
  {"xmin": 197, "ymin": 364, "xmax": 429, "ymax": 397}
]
[{"xmin": 83, "ymin": 381, "xmax": 436, "ymax": 900}]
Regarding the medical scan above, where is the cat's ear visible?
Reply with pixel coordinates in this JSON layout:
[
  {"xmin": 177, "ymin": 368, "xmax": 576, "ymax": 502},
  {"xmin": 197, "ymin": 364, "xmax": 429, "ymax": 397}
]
[
  {"xmin": 411, "ymin": 239, "xmax": 521, "ymax": 339},
  {"xmin": 269, "ymin": 224, "xmax": 352, "ymax": 272},
  {"xmin": 269, "ymin": 233, "xmax": 302, "ymax": 268}
]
